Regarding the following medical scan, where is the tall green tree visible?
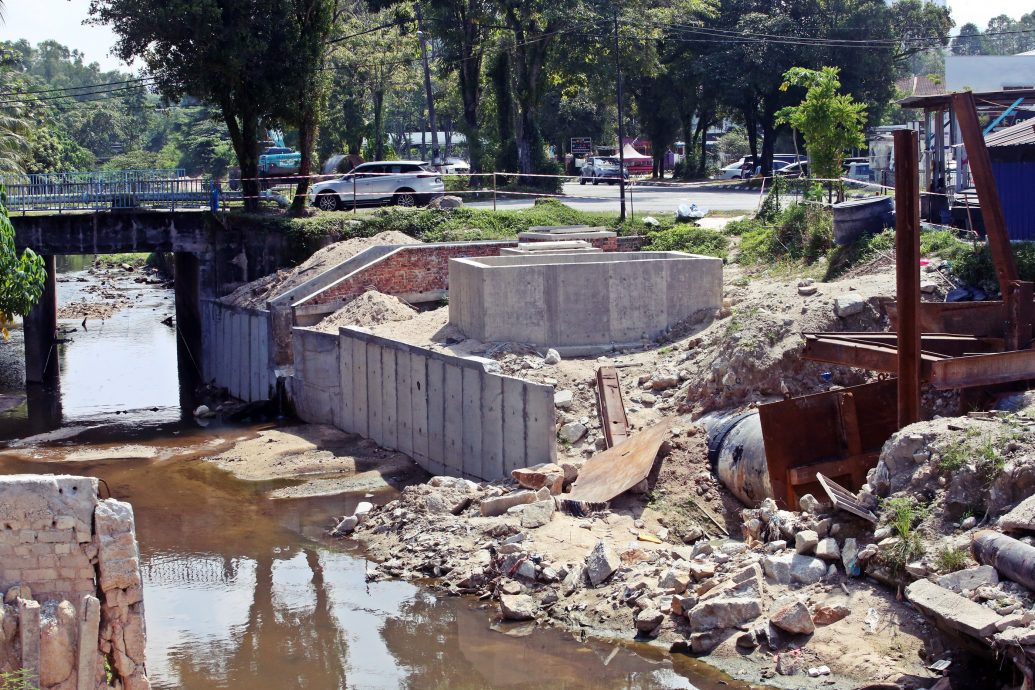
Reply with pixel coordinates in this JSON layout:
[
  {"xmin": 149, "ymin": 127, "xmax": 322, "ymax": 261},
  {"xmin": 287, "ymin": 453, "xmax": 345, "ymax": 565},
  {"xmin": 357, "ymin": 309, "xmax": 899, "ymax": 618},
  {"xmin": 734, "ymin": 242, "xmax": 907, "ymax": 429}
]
[
  {"xmin": 90, "ymin": 0, "xmax": 294, "ymax": 210},
  {"xmin": 777, "ymin": 65, "xmax": 866, "ymax": 197}
]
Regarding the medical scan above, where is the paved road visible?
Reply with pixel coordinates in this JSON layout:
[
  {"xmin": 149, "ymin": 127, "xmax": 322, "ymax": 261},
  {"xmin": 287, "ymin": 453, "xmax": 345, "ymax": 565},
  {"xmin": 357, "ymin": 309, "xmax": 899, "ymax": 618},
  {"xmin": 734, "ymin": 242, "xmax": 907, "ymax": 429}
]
[{"xmin": 467, "ymin": 181, "xmax": 762, "ymax": 213}]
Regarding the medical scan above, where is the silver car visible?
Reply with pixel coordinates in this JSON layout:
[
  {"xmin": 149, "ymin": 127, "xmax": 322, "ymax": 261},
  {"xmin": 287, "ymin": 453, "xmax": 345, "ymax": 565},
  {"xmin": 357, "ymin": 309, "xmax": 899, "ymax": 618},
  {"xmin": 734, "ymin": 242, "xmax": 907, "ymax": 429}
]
[{"xmin": 309, "ymin": 160, "xmax": 445, "ymax": 210}]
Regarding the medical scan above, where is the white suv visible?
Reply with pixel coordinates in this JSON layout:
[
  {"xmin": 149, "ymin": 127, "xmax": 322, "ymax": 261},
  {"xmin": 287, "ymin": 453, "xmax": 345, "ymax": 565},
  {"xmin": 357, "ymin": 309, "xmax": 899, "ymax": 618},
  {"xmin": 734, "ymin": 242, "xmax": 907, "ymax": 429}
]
[{"xmin": 309, "ymin": 160, "xmax": 445, "ymax": 210}]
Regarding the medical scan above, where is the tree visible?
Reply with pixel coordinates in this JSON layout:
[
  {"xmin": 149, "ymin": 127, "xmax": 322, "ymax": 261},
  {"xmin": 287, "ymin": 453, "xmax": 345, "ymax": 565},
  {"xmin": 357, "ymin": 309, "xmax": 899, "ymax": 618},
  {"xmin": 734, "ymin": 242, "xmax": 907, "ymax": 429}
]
[
  {"xmin": 952, "ymin": 23, "xmax": 986, "ymax": 56},
  {"xmin": 776, "ymin": 65, "xmax": 866, "ymax": 198},
  {"xmin": 0, "ymin": 191, "xmax": 45, "ymax": 339},
  {"xmin": 89, "ymin": 0, "xmax": 295, "ymax": 210}
]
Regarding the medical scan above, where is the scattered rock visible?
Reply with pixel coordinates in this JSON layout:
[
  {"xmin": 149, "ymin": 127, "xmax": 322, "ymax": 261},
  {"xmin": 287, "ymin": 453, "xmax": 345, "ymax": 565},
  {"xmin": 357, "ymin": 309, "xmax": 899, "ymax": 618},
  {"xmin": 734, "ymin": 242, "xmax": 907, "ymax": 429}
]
[
  {"xmin": 798, "ymin": 493, "xmax": 821, "ymax": 514},
  {"xmin": 512, "ymin": 463, "xmax": 566, "ymax": 494},
  {"xmin": 554, "ymin": 389, "xmax": 574, "ymax": 410},
  {"xmin": 332, "ymin": 515, "xmax": 359, "ymax": 535},
  {"xmin": 1001, "ymin": 495, "xmax": 1035, "ymax": 534},
  {"xmin": 769, "ymin": 600, "xmax": 816, "ymax": 635},
  {"xmin": 585, "ymin": 541, "xmax": 621, "ymax": 586},
  {"xmin": 688, "ymin": 597, "xmax": 763, "ymax": 632},
  {"xmin": 795, "ymin": 530, "xmax": 819, "ymax": 555},
  {"xmin": 775, "ymin": 651, "xmax": 802, "ymax": 675},
  {"xmin": 558, "ymin": 422, "xmax": 588, "ymax": 445},
  {"xmin": 520, "ymin": 500, "xmax": 555, "ymax": 529},
  {"xmin": 659, "ymin": 569, "xmax": 690, "ymax": 594},
  {"xmin": 813, "ymin": 602, "xmax": 850, "ymax": 625},
  {"xmin": 815, "ymin": 537, "xmax": 840, "ymax": 561},
  {"xmin": 544, "ymin": 349, "xmax": 562, "ymax": 365},
  {"xmin": 635, "ymin": 607, "xmax": 664, "ymax": 634},
  {"xmin": 500, "ymin": 594, "xmax": 537, "ymax": 621},
  {"xmin": 834, "ymin": 294, "xmax": 865, "ymax": 318}
]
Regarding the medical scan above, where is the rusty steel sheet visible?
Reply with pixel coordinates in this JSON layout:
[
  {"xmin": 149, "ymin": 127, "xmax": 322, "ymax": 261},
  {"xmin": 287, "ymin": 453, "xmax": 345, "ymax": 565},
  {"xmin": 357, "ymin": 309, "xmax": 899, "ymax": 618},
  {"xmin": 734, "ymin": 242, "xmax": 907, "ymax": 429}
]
[
  {"xmin": 929, "ymin": 349, "xmax": 1035, "ymax": 389},
  {"xmin": 595, "ymin": 365, "xmax": 629, "ymax": 448},
  {"xmin": 815, "ymin": 332, "xmax": 1003, "ymax": 357},
  {"xmin": 802, "ymin": 334, "xmax": 943, "ymax": 376},
  {"xmin": 566, "ymin": 421, "xmax": 670, "ymax": 504},
  {"xmin": 758, "ymin": 380, "xmax": 898, "ymax": 509},
  {"xmin": 888, "ymin": 301, "xmax": 1015, "ymax": 339},
  {"xmin": 1005, "ymin": 280, "xmax": 1034, "ymax": 351}
]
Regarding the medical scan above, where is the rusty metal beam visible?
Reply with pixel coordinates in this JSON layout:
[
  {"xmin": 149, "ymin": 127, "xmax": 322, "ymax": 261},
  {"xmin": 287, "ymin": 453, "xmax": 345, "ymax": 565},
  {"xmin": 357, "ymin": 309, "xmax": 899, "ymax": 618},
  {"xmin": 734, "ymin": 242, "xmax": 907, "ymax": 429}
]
[
  {"xmin": 802, "ymin": 335, "xmax": 942, "ymax": 377},
  {"xmin": 806, "ymin": 332, "xmax": 1002, "ymax": 356},
  {"xmin": 953, "ymin": 91, "xmax": 1018, "ymax": 296},
  {"xmin": 895, "ymin": 128, "xmax": 922, "ymax": 428},
  {"xmin": 1005, "ymin": 280, "xmax": 1034, "ymax": 351},
  {"xmin": 930, "ymin": 349, "xmax": 1035, "ymax": 389},
  {"xmin": 595, "ymin": 365, "xmax": 629, "ymax": 448}
]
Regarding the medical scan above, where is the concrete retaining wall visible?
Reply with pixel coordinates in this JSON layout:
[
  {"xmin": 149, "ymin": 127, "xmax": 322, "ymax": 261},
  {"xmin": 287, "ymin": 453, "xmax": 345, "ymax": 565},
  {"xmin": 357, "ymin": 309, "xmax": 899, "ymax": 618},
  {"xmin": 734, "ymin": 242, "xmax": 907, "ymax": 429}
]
[
  {"xmin": 200, "ymin": 300, "xmax": 274, "ymax": 402},
  {"xmin": 449, "ymin": 251, "xmax": 723, "ymax": 354},
  {"xmin": 290, "ymin": 326, "xmax": 557, "ymax": 481}
]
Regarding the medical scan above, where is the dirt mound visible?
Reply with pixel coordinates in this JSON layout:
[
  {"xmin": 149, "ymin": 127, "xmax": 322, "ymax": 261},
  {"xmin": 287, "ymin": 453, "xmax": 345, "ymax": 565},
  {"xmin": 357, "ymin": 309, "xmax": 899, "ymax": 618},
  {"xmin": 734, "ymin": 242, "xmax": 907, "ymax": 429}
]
[
  {"xmin": 221, "ymin": 231, "xmax": 417, "ymax": 309},
  {"xmin": 314, "ymin": 291, "xmax": 418, "ymax": 332}
]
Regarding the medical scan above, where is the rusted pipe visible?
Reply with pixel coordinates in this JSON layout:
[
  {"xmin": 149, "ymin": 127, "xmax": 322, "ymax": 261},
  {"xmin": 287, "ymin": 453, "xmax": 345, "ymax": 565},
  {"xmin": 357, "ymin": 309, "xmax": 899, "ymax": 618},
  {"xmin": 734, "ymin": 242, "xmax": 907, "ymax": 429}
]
[
  {"xmin": 972, "ymin": 530, "xmax": 1035, "ymax": 592},
  {"xmin": 706, "ymin": 412, "xmax": 772, "ymax": 506},
  {"xmin": 894, "ymin": 129, "xmax": 922, "ymax": 428}
]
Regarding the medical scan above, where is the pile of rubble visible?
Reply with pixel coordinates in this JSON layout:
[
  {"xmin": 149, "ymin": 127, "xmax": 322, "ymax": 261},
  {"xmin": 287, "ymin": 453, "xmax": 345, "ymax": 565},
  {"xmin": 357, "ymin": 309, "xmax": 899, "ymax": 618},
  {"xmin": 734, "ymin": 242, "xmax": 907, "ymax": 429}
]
[{"xmin": 338, "ymin": 449, "xmax": 934, "ymax": 687}]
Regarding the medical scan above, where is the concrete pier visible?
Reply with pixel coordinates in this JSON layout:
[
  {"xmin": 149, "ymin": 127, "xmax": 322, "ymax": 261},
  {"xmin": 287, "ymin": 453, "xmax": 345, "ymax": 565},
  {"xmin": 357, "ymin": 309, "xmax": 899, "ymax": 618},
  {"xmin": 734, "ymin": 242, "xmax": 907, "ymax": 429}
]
[{"xmin": 23, "ymin": 254, "xmax": 58, "ymax": 385}]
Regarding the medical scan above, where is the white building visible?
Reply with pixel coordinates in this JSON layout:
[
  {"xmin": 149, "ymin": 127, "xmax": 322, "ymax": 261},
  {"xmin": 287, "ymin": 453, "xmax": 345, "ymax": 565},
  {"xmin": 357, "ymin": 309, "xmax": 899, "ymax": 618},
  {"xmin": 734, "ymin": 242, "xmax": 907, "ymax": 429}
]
[{"xmin": 946, "ymin": 54, "xmax": 1035, "ymax": 92}]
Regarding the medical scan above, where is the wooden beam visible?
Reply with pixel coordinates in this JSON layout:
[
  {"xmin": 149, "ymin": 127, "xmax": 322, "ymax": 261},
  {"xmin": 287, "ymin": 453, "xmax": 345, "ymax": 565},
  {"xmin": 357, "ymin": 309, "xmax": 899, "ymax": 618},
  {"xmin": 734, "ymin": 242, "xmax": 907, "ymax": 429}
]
[{"xmin": 952, "ymin": 91, "xmax": 1018, "ymax": 296}]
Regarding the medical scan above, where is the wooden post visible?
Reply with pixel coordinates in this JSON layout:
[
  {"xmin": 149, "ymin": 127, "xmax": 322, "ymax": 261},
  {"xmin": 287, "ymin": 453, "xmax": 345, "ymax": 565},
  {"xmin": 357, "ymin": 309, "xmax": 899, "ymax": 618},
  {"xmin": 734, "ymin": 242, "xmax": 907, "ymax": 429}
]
[
  {"xmin": 894, "ymin": 129, "xmax": 922, "ymax": 428},
  {"xmin": 952, "ymin": 91, "xmax": 1018, "ymax": 297}
]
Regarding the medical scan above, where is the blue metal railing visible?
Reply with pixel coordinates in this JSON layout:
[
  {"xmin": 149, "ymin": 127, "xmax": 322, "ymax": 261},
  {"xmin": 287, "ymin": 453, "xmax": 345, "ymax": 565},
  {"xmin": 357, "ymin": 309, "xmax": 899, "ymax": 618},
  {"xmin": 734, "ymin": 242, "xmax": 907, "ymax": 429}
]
[{"xmin": 0, "ymin": 169, "xmax": 211, "ymax": 213}]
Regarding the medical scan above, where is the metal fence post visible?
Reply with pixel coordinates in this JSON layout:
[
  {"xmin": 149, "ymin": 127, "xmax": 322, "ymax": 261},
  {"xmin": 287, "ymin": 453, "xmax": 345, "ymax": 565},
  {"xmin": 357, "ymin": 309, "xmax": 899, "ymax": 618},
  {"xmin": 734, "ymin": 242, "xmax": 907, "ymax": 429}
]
[{"xmin": 492, "ymin": 172, "xmax": 497, "ymax": 212}]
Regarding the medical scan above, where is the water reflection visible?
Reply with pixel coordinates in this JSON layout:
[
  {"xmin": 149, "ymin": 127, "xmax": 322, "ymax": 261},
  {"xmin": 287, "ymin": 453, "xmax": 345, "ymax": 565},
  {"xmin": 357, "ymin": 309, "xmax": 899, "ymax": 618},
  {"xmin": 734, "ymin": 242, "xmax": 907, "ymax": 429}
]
[{"xmin": 0, "ymin": 447, "xmax": 749, "ymax": 690}]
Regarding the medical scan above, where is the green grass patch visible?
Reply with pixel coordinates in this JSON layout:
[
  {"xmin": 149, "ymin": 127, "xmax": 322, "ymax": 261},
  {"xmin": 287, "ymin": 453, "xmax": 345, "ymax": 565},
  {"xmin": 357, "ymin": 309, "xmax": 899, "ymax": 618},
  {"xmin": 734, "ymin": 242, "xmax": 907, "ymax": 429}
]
[
  {"xmin": 644, "ymin": 224, "xmax": 730, "ymax": 259},
  {"xmin": 878, "ymin": 496, "xmax": 930, "ymax": 573},
  {"xmin": 736, "ymin": 203, "xmax": 834, "ymax": 266},
  {"xmin": 934, "ymin": 546, "xmax": 969, "ymax": 573}
]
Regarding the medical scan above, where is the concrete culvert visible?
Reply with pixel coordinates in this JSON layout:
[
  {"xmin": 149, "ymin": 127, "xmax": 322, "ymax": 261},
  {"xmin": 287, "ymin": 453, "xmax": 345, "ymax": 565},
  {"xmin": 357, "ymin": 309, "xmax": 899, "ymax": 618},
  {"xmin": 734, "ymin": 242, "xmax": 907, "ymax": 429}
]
[{"xmin": 706, "ymin": 411, "xmax": 772, "ymax": 506}]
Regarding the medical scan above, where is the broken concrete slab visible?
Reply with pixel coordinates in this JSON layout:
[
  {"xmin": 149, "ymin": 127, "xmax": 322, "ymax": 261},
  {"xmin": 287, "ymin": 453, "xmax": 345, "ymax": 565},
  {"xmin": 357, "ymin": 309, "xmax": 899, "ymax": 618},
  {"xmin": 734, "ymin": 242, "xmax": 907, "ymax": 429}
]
[
  {"xmin": 936, "ymin": 565, "xmax": 999, "ymax": 593},
  {"xmin": 1000, "ymin": 495, "xmax": 1035, "ymax": 533},
  {"xmin": 815, "ymin": 537, "xmax": 841, "ymax": 561},
  {"xmin": 688, "ymin": 597, "xmax": 763, "ymax": 632},
  {"xmin": 794, "ymin": 530, "xmax": 819, "ymax": 554},
  {"xmin": 519, "ymin": 500, "xmax": 555, "ymax": 529},
  {"xmin": 763, "ymin": 552, "xmax": 827, "ymax": 585},
  {"xmin": 905, "ymin": 579, "xmax": 1002, "ymax": 639},
  {"xmin": 480, "ymin": 490, "xmax": 537, "ymax": 517}
]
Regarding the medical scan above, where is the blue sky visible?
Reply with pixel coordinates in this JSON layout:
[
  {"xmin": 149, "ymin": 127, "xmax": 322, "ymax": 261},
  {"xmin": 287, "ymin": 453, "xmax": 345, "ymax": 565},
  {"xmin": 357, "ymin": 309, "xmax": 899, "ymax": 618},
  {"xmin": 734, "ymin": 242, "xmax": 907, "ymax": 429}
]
[{"xmin": 3, "ymin": 0, "xmax": 1034, "ymax": 73}]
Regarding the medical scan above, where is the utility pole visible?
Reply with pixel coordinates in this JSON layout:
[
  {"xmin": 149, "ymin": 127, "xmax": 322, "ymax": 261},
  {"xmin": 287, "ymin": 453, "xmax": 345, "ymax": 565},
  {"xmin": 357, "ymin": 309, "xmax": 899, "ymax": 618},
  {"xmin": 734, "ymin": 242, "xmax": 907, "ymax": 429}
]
[
  {"xmin": 417, "ymin": 7, "xmax": 440, "ymax": 166},
  {"xmin": 612, "ymin": 8, "xmax": 627, "ymax": 221}
]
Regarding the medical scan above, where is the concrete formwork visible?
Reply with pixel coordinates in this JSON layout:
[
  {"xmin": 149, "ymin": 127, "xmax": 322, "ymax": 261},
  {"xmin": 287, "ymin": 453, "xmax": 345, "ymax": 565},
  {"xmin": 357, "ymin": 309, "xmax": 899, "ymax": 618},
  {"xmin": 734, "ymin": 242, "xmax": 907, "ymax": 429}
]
[
  {"xmin": 448, "ymin": 251, "xmax": 723, "ymax": 354},
  {"xmin": 291, "ymin": 325, "xmax": 557, "ymax": 481},
  {"xmin": 200, "ymin": 300, "xmax": 274, "ymax": 402}
]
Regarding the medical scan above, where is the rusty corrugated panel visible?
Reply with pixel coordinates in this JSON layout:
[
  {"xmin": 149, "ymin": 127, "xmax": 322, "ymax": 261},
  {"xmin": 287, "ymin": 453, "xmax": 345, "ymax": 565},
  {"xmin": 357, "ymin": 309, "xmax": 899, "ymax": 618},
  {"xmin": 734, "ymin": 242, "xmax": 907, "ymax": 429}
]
[{"xmin": 565, "ymin": 422, "xmax": 670, "ymax": 504}]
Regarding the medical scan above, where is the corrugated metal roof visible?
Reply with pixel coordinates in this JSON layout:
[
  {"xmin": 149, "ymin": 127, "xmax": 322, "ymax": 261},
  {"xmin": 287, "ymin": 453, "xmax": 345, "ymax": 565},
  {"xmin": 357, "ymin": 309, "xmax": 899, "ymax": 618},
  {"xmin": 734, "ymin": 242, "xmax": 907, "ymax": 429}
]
[{"xmin": 986, "ymin": 118, "xmax": 1035, "ymax": 148}]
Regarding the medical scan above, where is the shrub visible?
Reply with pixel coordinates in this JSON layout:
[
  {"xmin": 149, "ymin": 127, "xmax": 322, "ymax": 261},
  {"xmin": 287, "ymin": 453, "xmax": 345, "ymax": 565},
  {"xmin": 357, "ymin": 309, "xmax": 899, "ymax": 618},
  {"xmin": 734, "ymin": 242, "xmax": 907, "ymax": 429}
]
[
  {"xmin": 737, "ymin": 203, "xmax": 833, "ymax": 266},
  {"xmin": 645, "ymin": 225, "xmax": 729, "ymax": 259}
]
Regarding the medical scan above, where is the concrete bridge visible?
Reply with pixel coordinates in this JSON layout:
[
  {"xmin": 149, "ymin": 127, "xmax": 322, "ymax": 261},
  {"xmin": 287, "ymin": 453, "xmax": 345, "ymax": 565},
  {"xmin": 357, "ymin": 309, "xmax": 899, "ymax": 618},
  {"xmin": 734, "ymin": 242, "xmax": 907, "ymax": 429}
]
[{"xmin": 13, "ymin": 209, "xmax": 292, "ymax": 386}]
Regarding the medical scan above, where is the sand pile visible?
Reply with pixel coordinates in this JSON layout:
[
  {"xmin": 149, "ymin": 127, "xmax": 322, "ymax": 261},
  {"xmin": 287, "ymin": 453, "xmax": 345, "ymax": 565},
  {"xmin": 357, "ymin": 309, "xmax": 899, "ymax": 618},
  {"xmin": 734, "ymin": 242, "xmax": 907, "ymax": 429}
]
[
  {"xmin": 314, "ymin": 291, "xmax": 418, "ymax": 332},
  {"xmin": 221, "ymin": 231, "xmax": 416, "ymax": 308}
]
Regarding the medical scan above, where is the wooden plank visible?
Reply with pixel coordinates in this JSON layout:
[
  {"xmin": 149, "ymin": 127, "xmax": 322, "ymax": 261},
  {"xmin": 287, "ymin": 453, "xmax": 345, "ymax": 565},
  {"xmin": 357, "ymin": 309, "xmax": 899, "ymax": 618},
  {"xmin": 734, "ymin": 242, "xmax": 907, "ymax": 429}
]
[
  {"xmin": 396, "ymin": 346, "xmax": 413, "ymax": 456},
  {"xmin": 443, "ymin": 364, "xmax": 464, "ymax": 474},
  {"xmin": 426, "ymin": 358, "xmax": 446, "ymax": 473},
  {"xmin": 567, "ymin": 422, "xmax": 671, "ymax": 503},
  {"xmin": 462, "ymin": 366, "xmax": 484, "ymax": 479},
  {"xmin": 953, "ymin": 91, "xmax": 1018, "ymax": 296},
  {"xmin": 481, "ymin": 373, "xmax": 505, "ymax": 481},
  {"xmin": 351, "ymin": 337, "xmax": 368, "ymax": 437},
  {"xmin": 817, "ymin": 472, "xmax": 878, "ymax": 523},
  {"xmin": 930, "ymin": 349, "xmax": 1035, "ymax": 389},
  {"xmin": 502, "ymin": 377, "xmax": 527, "ymax": 475},
  {"xmin": 381, "ymin": 348, "xmax": 398, "ymax": 450},
  {"xmin": 366, "ymin": 342, "xmax": 383, "ymax": 445},
  {"xmin": 595, "ymin": 365, "xmax": 630, "ymax": 448},
  {"xmin": 410, "ymin": 352, "xmax": 429, "ymax": 464}
]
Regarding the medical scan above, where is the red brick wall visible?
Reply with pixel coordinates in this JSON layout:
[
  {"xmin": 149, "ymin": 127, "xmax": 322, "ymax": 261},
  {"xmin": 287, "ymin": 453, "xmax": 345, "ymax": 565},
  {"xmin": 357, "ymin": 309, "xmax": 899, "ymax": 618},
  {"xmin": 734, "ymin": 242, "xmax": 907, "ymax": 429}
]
[{"xmin": 308, "ymin": 236, "xmax": 646, "ymax": 307}]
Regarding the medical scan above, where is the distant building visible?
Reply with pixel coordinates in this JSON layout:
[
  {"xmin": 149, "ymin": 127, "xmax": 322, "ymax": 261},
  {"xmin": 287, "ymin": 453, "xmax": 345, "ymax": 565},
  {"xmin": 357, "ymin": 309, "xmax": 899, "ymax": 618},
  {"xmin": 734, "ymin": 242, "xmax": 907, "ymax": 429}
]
[{"xmin": 946, "ymin": 54, "xmax": 1035, "ymax": 92}]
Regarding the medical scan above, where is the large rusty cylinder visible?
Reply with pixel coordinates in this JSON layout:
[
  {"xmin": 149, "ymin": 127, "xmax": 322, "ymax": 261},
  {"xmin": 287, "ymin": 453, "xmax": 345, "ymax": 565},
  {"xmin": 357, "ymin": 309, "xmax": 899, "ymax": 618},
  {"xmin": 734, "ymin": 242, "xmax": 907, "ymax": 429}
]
[{"xmin": 972, "ymin": 530, "xmax": 1035, "ymax": 592}]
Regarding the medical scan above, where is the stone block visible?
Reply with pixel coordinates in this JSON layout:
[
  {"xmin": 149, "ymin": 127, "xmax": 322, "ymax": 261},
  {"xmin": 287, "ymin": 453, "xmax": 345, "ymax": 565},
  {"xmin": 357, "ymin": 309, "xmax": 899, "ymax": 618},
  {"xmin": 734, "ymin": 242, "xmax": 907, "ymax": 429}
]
[
  {"xmin": 1000, "ymin": 494, "xmax": 1035, "ymax": 533},
  {"xmin": 688, "ymin": 597, "xmax": 762, "ymax": 632},
  {"xmin": 905, "ymin": 579, "xmax": 1002, "ymax": 639},
  {"xmin": 480, "ymin": 490, "xmax": 537, "ymax": 517}
]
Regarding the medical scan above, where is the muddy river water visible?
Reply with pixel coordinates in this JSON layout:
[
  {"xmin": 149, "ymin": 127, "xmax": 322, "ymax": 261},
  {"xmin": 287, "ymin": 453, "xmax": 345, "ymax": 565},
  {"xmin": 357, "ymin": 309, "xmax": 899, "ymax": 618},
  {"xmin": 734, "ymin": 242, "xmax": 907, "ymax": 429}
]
[{"xmin": 0, "ymin": 263, "xmax": 751, "ymax": 690}]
